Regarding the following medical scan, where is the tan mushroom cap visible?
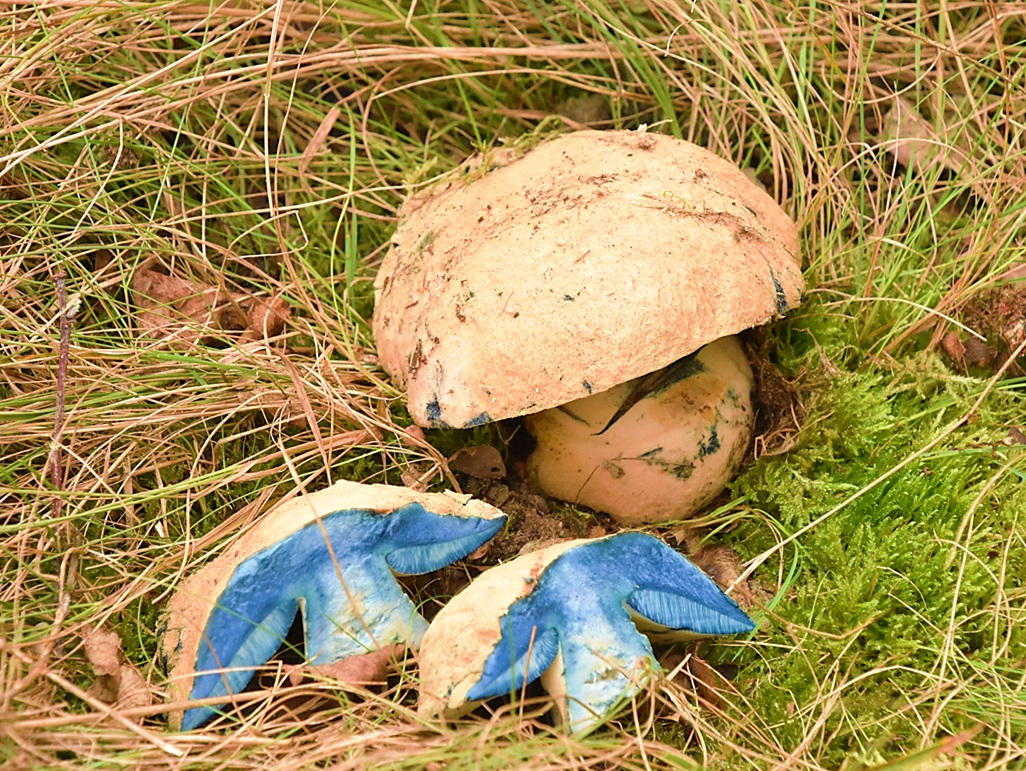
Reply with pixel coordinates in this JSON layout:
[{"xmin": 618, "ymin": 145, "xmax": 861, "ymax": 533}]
[
  {"xmin": 374, "ymin": 129, "xmax": 804, "ymax": 429},
  {"xmin": 162, "ymin": 480, "xmax": 504, "ymax": 730}
]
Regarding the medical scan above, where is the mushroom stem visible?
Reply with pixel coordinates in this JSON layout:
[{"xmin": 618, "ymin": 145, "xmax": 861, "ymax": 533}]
[{"xmin": 524, "ymin": 336, "xmax": 754, "ymax": 525}]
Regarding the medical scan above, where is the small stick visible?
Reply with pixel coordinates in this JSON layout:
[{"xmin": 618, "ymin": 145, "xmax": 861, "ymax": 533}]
[
  {"xmin": 16, "ymin": 270, "xmax": 85, "ymax": 711},
  {"xmin": 50, "ymin": 270, "xmax": 74, "ymax": 520}
]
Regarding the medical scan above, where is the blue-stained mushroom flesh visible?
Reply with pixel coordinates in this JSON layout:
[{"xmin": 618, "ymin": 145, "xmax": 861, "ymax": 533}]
[
  {"xmin": 182, "ymin": 502, "xmax": 505, "ymax": 731},
  {"xmin": 465, "ymin": 532, "xmax": 753, "ymax": 732}
]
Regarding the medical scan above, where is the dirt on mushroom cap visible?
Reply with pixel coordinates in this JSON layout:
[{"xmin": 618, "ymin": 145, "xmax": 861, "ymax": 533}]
[{"xmin": 373, "ymin": 129, "xmax": 804, "ymax": 429}]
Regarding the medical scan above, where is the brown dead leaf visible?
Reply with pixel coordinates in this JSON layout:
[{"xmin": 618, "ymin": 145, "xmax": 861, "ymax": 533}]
[
  {"xmin": 400, "ymin": 425, "xmax": 426, "ymax": 447},
  {"xmin": 690, "ymin": 544, "xmax": 752, "ymax": 609},
  {"xmin": 879, "ymin": 96, "xmax": 967, "ymax": 177},
  {"xmin": 998, "ymin": 263, "xmax": 1026, "ymax": 282},
  {"xmin": 83, "ymin": 627, "xmax": 121, "ymax": 679},
  {"xmin": 116, "ymin": 664, "xmax": 151, "ymax": 713},
  {"xmin": 130, "ymin": 263, "xmax": 288, "ymax": 347},
  {"xmin": 240, "ymin": 294, "xmax": 291, "ymax": 342},
  {"xmin": 448, "ymin": 444, "xmax": 506, "ymax": 480},
  {"xmin": 664, "ymin": 651, "xmax": 739, "ymax": 713},
  {"xmin": 685, "ymin": 654, "xmax": 726, "ymax": 711},
  {"xmin": 130, "ymin": 266, "xmax": 241, "ymax": 346},
  {"xmin": 961, "ymin": 280, "xmax": 1026, "ymax": 375},
  {"xmin": 288, "ymin": 645, "xmax": 404, "ymax": 688},
  {"xmin": 941, "ymin": 330, "xmax": 967, "ymax": 367},
  {"xmin": 963, "ymin": 338, "xmax": 999, "ymax": 368},
  {"xmin": 401, "ymin": 462, "xmax": 435, "ymax": 491},
  {"xmin": 81, "ymin": 626, "xmax": 153, "ymax": 721}
]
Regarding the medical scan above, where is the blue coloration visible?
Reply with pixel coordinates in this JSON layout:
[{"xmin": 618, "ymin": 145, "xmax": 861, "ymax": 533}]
[
  {"xmin": 425, "ymin": 397, "xmax": 447, "ymax": 427},
  {"xmin": 770, "ymin": 272, "xmax": 788, "ymax": 315},
  {"xmin": 183, "ymin": 503, "xmax": 505, "ymax": 731},
  {"xmin": 465, "ymin": 533, "xmax": 754, "ymax": 733},
  {"xmin": 698, "ymin": 424, "xmax": 720, "ymax": 458},
  {"xmin": 462, "ymin": 412, "xmax": 494, "ymax": 428}
]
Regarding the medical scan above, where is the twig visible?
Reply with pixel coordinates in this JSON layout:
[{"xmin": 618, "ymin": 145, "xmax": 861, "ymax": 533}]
[
  {"xmin": 12, "ymin": 270, "xmax": 85, "ymax": 711},
  {"xmin": 49, "ymin": 271, "xmax": 73, "ymax": 519}
]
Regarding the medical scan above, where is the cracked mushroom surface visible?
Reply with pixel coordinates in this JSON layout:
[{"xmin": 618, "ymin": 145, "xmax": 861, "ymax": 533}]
[{"xmin": 374, "ymin": 129, "xmax": 804, "ymax": 523}]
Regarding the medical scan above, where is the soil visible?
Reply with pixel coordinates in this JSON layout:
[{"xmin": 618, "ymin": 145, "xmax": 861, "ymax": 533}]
[
  {"xmin": 397, "ymin": 471, "xmax": 604, "ymax": 619},
  {"xmin": 742, "ymin": 330, "xmax": 806, "ymax": 459},
  {"xmin": 947, "ymin": 271, "xmax": 1026, "ymax": 377}
]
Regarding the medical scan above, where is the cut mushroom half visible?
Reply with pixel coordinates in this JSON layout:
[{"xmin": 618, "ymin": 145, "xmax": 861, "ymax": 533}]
[
  {"xmin": 161, "ymin": 480, "xmax": 506, "ymax": 731},
  {"xmin": 374, "ymin": 129, "xmax": 804, "ymax": 524},
  {"xmin": 417, "ymin": 532, "xmax": 754, "ymax": 735}
]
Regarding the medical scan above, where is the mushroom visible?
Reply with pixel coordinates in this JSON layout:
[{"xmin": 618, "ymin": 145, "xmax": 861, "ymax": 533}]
[
  {"xmin": 373, "ymin": 130, "xmax": 803, "ymax": 524},
  {"xmin": 417, "ymin": 532, "xmax": 754, "ymax": 735},
  {"xmin": 161, "ymin": 480, "xmax": 506, "ymax": 731}
]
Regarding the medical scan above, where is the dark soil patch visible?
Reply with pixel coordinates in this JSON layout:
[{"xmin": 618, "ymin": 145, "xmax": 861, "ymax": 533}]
[
  {"xmin": 743, "ymin": 330, "xmax": 805, "ymax": 459},
  {"xmin": 947, "ymin": 271, "xmax": 1026, "ymax": 377}
]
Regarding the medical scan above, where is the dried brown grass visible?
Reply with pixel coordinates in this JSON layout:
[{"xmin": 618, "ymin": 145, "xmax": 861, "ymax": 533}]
[{"xmin": 2, "ymin": 0, "xmax": 1024, "ymax": 768}]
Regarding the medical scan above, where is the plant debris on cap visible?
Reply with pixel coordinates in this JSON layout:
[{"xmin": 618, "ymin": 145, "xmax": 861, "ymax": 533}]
[
  {"xmin": 417, "ymin": 532, "xmax": 755, "ymax": 735},
  {"xmin": 161, "ymin": 480, "xmax": 506, "ymax": 731},
  {"xmin": 373, "ymin": 129, "xmax": 804, "ymax": 429}
]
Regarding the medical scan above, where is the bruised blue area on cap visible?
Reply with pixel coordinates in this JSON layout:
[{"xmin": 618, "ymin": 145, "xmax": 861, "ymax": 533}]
[
  {"xmin": 425, "ymin": 397, "xmax": 446, "ymax": 427},
  {"xmin": 423, "ymin": 396, "xmax": 492, "ymax": 429},
  {"xmin": 182, "ymin": 502, "xmax": 505, "ymax": 731},
  {"xmin": 462, "ymin": 412, "xmax": 493, "ymax": 428},
  {"xmin": 771, "ymin": 271, "xmax": 788, "ymax": 315},
  {"xmin": 465, "ymin": 533, "xmax": 754, "ymax": 733}
]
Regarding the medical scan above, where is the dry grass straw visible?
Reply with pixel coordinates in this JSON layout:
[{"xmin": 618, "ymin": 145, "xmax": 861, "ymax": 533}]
[{"xmin": 2, "ymin": 0, "xmax": 1025, "ymax": 768}]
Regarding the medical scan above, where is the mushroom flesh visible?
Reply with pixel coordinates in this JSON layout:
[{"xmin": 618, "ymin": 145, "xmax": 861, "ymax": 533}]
[
  {"xmin": 161, "ymin": 480, "xmax": 506, "ymax": 730},
  {"xmin": 417, "ymin": 532, "xmax": 754, "ymax": 734}
]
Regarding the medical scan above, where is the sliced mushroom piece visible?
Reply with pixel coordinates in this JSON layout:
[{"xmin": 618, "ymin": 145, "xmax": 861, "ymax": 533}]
[
  {"xmin": 417, "ymin": 532, "xmax": 754, "ymax": 735},
  {"xmin": 161, "ymin": 480, "xmax": 506, "ymax": 731}
]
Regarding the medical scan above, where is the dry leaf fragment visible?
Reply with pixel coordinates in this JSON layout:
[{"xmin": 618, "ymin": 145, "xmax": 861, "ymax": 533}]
[
  {"xmin": 664, "ymin": 650, "xmax": 739, "ymax": 714},
  {"xmin": 116, "ymin": 664, "xmax": 152, "ymax": 713},
  {"xmin": 81, "ymin": 626, "xmax": 153, "ymax": 721},
  {"xmin": 878, "ymin": 96, "xmax": 969, "ymax": 177},
  {"xmin": 941, "ymin": 330, "xmax": 967, "ymax": 368},
  {"xmin": 287, "ymin": 644, "xmax": 405, "ymax": 688},
  {"xmin": 130, "ymin": 267, "xmax": 240, "ymax": 346},
  {"xmin": 685, "ymin": 654, "xmax": 727, "ymax": 711},
  {"xmin": 690, "ymin": 544, "xmax": 753, "ymax": 609},
  {"xmin": 448, "ymin": 445, "xmax": 506, "ymax": 480},
  {"xmin": 83, "ymin": 627, "xmax": 122, "ymax": 702},
  {"xmin": 401, "ymin": 462, "xmax": 435, "ymax": 491},
  {"xmin": 963, "ymin": 338, "xmax": 999, "ymax": 368},
  {"xmin": 400, "ymin": 425, "xmax": 427, "ymax": 448},
  {"xmin": 240, "ymin": 294, "xmax": 291, "ymax": 342},
  {"xmin": 129, "ymin": 264, "xmax": 288, "ymax": 347}
]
